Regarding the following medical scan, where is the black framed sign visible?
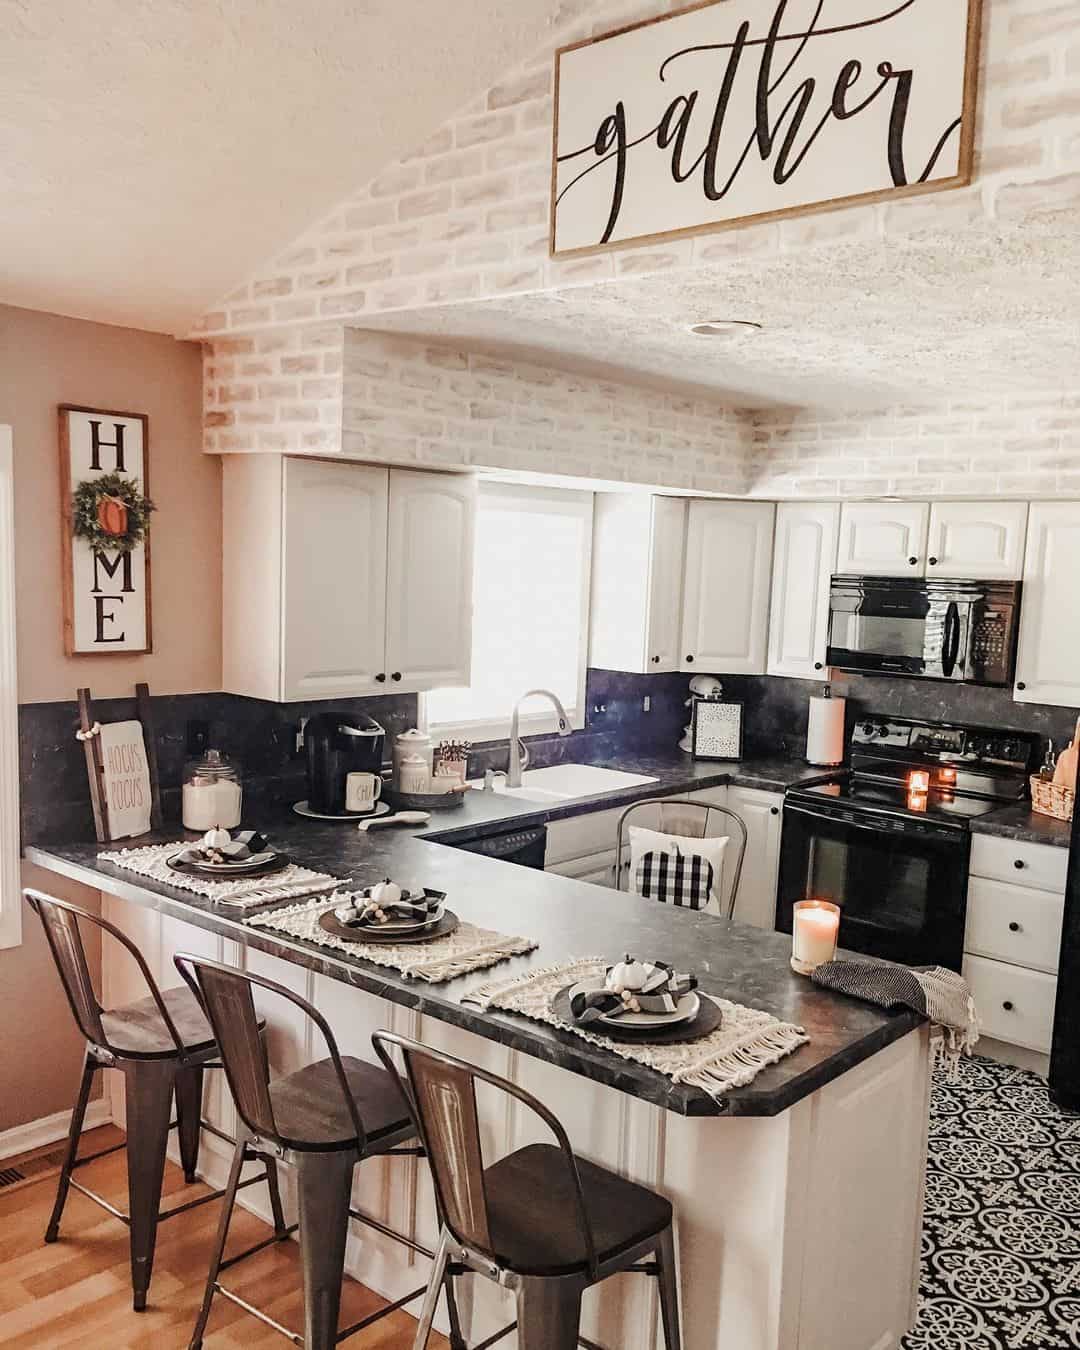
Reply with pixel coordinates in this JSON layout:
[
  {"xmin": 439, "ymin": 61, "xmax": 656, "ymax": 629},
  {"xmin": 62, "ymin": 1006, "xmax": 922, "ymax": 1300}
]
[
  {"xmin": 691, "ymin": 699, "xmax": 744, "ymax": 762},
  {"xmin": 551, "ymin": 0, "xmax": 982, "ymax": 257}
]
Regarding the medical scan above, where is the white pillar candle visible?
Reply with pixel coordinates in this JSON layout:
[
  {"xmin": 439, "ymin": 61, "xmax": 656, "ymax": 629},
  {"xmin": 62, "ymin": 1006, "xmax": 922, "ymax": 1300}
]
[{"xmin": 791, "ymin": 901, "xmax": 841, "ymax": 976}]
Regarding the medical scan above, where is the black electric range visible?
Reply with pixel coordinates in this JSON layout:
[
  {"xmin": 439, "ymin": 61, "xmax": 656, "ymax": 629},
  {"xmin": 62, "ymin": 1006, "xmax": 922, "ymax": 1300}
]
[{"xmin": 777, "ymin": 716, "xmax": 1042, "ymax": 971}]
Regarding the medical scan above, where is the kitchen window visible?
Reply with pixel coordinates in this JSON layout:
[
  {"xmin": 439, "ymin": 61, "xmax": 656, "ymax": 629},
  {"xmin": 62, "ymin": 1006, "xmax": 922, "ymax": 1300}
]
[
  {"xmin": 425, "ymin": 481, "xmax": 593, "ymax": 744},
  {"xmin": 0, "ymin": 427, "xmax": 21, "ymax": 947}
]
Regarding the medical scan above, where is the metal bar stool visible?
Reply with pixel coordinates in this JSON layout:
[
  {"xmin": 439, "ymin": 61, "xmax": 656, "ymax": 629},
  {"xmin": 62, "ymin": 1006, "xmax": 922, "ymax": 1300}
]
[
  {"xmin": 373, "ymin": 1031, "xmax": 683, "ymax": 1350},
  {"xmin": 615, "ymin": 797, "xmax": 749, "ymax": 918},
  {"xmin": 24, "ymin": 887, "xmax": 286, "ymax": 1312},
  {"xmin": 175, "ymin": 954, "xmax": 465, "ymax": 1350}
]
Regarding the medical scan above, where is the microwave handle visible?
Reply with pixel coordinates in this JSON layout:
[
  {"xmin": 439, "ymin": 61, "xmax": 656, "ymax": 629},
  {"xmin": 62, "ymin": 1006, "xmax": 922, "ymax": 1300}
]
[{"xmin": 942, "ymin": 601, "xmax": 962, "ymax": 677}]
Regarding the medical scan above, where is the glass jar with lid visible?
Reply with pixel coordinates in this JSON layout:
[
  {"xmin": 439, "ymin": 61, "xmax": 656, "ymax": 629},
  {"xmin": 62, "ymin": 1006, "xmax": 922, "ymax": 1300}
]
[{"xmin": 182, "ymin": 748, "xmax": 243, "ymax": 831}]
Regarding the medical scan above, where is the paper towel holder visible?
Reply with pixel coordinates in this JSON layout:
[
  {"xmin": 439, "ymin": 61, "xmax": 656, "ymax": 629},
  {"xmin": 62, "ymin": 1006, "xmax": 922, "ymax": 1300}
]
[{"xmin": 806, "ymin": 684, "xmax": 847, "ymax": 768}]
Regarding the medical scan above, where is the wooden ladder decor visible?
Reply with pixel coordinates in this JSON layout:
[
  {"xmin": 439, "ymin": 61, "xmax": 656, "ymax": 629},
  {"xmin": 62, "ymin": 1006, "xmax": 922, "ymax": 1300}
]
[{"xmin": 76, "ymin": 681, "xmax": 163, "ymax": 844}]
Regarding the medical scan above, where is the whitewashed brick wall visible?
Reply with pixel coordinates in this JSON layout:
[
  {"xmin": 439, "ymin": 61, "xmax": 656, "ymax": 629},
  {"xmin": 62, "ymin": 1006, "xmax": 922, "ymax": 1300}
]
[
  {"xmin": 750, "ymin": 391, "xmax": 1080, "ymax": 498},
  {"xmin": 341, "ymin": 331, "xmax": 750, "ymax": 492}
]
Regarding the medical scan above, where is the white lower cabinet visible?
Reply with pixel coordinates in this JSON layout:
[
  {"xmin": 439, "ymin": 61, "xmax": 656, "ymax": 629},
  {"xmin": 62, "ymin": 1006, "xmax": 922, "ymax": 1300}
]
[
  {"xmin": 546, "ymin": 849, "xmax": 619, "ymax": 887},
  {"xmin": 964, "ymin": 835, "xmax": 1066, "ymax": 1056},
  {"xmin": 723, "ymin": 786, "xmax": 784, "ymax": 930}
]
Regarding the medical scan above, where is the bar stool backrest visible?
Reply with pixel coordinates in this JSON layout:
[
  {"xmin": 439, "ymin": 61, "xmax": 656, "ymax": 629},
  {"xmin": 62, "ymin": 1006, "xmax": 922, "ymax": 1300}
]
[
  {"xmin": 373, "ymin": 1030, "xmax": 600, "ymax": 1279},
  {"xmin": 175, "ymin": 953, "xmax": 367, "ymax": 1152},
  {"xmin": 25, "ymin": 887, "xmax": 185, "ymax": 1059},
  {"xmin": 614, "ymin": 797, "xmax": 749, "ymax": 918}
]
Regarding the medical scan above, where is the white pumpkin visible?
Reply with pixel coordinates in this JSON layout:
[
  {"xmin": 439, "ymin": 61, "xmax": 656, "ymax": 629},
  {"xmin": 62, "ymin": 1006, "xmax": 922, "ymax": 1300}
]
[
  {"xmin": 202, "ymin": 825, "xmax": 232, "ymax": 850},
  {"xmin": 607, "ymin": 955, "xmax": 650, "ymax": 992},
  {"xmin": 370, "ymin": 879, "xmax": 403, "ymax": 908}
]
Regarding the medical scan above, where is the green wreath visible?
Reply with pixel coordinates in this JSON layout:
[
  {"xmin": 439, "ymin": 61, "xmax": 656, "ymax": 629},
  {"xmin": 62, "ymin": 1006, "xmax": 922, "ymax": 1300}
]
[{"xmin": 72, "ymin": 471, "xmax": 156, "ymax": 554}]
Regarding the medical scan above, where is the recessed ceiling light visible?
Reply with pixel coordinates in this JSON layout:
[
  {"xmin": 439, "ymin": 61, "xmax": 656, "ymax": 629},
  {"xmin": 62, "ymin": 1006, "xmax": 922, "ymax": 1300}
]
[{"xmin": 688, "ymin": 319, "xmax": 763, "ymax": 337}]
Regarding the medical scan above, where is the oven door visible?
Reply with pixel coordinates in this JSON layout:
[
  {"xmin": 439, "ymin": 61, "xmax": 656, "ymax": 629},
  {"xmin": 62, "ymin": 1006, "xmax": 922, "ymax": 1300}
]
[
  {"xmin": 777, "ymin": 802, "xmax": 970, "ymax": 970},
  {"xmin": 828, "ymin": 579, "xmax": 969, "ymax": 680}
]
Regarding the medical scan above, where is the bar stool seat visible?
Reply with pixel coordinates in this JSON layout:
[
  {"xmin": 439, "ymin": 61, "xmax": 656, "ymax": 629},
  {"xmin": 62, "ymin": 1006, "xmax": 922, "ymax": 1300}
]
[
  {"xmin": 101, "ymin": 985, "xmax": 217, "ymax": 1057},
  {"xmin": 267, "ymin": 1055, "xmax": 412, "ymax": 1151},
  {"xmin": 484, "ymin": 1142, "xmax": 673, "ymax": 1277}
]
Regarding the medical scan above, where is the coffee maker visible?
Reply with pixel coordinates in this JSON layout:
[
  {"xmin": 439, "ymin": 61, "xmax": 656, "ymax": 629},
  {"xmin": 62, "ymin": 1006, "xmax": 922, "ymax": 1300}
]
[{"xmin": 304, "ymin": 713, "xmax": 386, "ymax": 816}]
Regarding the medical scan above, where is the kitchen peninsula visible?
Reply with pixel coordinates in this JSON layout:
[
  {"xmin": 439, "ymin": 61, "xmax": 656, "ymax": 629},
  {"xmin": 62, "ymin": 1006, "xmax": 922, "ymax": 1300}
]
[{"xmin": 28, "ymin": 796, "xmax": 930, "ymax": 1350}]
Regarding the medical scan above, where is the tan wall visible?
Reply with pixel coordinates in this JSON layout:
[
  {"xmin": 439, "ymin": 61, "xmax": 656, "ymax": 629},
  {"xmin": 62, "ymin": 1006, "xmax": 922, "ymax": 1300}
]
[{"xmin": 0, "ymin": 304, "xmax": 218, "ymax": 1135}]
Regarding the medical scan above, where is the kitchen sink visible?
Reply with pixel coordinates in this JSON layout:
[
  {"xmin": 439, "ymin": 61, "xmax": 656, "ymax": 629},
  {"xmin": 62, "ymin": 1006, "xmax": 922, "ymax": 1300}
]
[{"xmin": 472, "ymin": 763, "xmax": 658, "ymax": 804}]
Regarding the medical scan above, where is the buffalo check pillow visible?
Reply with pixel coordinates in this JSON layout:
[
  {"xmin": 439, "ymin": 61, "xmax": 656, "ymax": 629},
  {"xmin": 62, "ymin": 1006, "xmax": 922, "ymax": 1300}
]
[{"xmin": 627, "ymin": 826, "xmax": 729, "ymax": 913}]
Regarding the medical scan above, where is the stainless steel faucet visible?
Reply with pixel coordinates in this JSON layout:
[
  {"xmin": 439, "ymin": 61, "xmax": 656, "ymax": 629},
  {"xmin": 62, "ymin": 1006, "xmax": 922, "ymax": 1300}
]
[{"xmin": 507, "ymin": 689, "xmax": 572, "ymax": 787}]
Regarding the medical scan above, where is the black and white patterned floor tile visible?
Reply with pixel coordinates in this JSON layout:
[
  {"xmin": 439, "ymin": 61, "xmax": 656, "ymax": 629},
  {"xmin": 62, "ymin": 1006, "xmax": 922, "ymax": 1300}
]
[{"xmin": 901, "ymin": 1054, "xmax": 1080, "ymax": 1350}]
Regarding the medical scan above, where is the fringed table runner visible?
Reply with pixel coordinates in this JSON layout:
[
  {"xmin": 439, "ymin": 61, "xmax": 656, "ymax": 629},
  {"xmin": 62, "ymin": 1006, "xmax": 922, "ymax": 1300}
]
[
  {"xmin": 465, "ymin": 957, "xmax": 809, "ymax": 1103},
  {"xmin": 99, "ymin": 842, "xmax": 344, "ymax": 910},
  {"xmin": 245, "ymin": 894, "xmax": 538, "ymax": 983}
]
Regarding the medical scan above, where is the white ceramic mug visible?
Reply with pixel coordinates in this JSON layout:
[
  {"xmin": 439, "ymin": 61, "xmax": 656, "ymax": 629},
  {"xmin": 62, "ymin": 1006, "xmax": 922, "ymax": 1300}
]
[{"xmin": 345, "ymin": 772, "xmax": 383, "ymax": 813}]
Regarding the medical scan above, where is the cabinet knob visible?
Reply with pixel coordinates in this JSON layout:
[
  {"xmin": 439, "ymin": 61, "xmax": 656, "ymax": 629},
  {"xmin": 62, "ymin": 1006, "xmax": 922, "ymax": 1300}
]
[
  {"xmin": 814, "ymin": 662, "xmax": 824, "ymax": 671},
  {"xmin": 1003, "ymin": 1000, "xmax": 1015, "ymax": 1012},
  {"xmin": 1009, "ymin": 921, "xmax": 1022, "ymax": 933},
  {"xmin": 770, "ymin": 806, "xmax": 780, "ymax": 816},
  {"xmin": 908, "ymin": 556, "xmax": 919, "ymax": 566},
  {"xmin": 652, "ymin": 655, "xmax": 661, "ymax": 664},
  {"xmin": 375, "ymin": 673, "xmax": 386, "ymax": 684},
  {"xmin": 928, "ymin": 557, "xmax": 939, "ymax": 566},
  {"xmin": 685, "ymin": 655, "xmax": 695, "ymax": 664},
  {"xmin": 391, "ymin": 672, "xmax": 402, "ymax": 682},
  {"xmin": 1014, "ymin": 859, "xmax": 1026, "ymax": 870},
  {"xmin": 1017, "ymin": 682, "xmax": 1027, "ymax": 692}
]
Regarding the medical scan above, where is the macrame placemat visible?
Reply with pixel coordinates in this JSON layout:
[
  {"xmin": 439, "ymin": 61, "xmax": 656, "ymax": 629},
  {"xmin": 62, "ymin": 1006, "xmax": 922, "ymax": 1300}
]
[
  {"xmin": 465, "ymin": 957, "xmax": 809, "ymax": 1103},
  {"xmin": 99, "ymin": 842, "xmax": 344, "ymax": 910},
  {"xmin": 246, "ymin": 893, "xmax": 538, "ymax": 983}
]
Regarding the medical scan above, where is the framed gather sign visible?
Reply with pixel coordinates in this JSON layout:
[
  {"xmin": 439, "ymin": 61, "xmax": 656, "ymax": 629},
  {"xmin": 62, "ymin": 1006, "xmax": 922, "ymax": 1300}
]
[
  {"xmin": 550, "ymin": 0, "xmax": 983, "ymax": 257},
  {"xmin": 59, "ymin": 404, "xmax": 153, "ymax": 655}
]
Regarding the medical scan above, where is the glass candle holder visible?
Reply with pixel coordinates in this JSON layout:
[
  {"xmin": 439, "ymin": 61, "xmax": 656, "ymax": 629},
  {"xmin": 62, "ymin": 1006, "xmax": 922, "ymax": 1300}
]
[
  {"xmin": 791, "ymin": 900, "xmax": 841, "ymax": 976},
  {"xmin": 909, "ymin": 769, "xmax": 930, "ymax": 793}
]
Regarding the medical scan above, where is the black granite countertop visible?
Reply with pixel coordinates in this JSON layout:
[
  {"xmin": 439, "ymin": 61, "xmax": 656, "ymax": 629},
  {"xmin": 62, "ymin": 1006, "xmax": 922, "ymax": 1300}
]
[
  {"xmin": 25, "ymin": 753, "xmax": 919, "ymax": 1122},
  {"xmin": 971, "ymin": 802, "xmax": 1074, "ymax": 849}
]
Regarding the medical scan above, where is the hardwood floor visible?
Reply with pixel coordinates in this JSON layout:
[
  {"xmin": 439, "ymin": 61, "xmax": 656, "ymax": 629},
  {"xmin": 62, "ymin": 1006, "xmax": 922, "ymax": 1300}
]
[{"xmin": 0, "ymin": 1126, "xmax": 448, "ymax": 1349}]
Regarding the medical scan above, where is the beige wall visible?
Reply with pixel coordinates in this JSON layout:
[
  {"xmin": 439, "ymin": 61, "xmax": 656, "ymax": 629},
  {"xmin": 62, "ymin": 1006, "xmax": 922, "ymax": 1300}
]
[{"xmin": 0, "ymin": 304, "xmax": 218, "ymax": 1134}]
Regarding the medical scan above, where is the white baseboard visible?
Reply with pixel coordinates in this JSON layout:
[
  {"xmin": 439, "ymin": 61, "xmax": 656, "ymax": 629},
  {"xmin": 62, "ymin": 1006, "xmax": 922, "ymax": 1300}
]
[{"xmin": 0, "ymin": 1097, "xmax": 114, "ymax": 1162}]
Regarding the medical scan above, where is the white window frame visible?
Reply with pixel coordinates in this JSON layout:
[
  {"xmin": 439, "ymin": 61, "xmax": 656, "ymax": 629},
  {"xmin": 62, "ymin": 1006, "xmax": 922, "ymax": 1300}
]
[
  {"xmin": 424, "ymin": 482, "xmax": 594, "ymax": 746},
  {"xmin": 0, "ymin": 427, "xmax": 21, "ymax": 948}
]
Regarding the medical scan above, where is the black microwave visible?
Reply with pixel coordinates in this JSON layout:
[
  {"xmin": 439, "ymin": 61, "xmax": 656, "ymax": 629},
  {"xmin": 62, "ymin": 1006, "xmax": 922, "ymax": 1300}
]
[{"xmin": 826, "ymin": 576, "xmax": 1021, "ymax": 685}]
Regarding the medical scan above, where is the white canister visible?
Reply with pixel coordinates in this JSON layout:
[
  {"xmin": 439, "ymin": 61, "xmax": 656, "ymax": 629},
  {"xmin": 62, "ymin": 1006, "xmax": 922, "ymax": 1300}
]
[
  {"xmin": 393, "ymin": 729, "xmax": 433, "ymax": 791},
  {"xmin": 182, "ymin": 749, "xmax": 243, "ymax": 830},
  {"xmin": 398, "ymin": 755, "xmax": 431, "ymax": 795}
]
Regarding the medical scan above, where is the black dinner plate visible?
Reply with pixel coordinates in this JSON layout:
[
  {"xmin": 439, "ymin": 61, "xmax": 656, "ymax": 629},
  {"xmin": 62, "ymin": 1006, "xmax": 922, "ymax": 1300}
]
[
  {"xmin": 318, "ymin": 908, "xmax": 460, "ymax": 945},
  {"xmin": 551, "ymin": 985, "xmax": 723, "ymax": 1044}
]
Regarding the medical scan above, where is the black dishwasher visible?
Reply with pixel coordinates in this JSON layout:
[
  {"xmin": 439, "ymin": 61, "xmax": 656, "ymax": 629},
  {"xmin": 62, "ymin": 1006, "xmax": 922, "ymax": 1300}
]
[{"xmin": 446, "ymin": 825, "xmax": 547, "ymax": 870}]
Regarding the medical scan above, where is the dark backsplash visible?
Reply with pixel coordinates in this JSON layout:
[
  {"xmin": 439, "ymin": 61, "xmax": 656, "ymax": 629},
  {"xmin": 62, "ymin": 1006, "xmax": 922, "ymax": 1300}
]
[{"xmin": 19, "ymin": 668, "xmax": 1075, "ymax": 845}]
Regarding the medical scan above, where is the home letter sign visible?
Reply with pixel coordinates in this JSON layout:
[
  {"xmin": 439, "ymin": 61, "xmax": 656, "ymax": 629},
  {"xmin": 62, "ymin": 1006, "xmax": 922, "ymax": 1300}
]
[
  {"xmin": 551, "ymin": 0, "xmax": 982, "ymax": 256},
  {"xmin": 60, "ymin": 405, "xmax": 152, "ymax": 655}
]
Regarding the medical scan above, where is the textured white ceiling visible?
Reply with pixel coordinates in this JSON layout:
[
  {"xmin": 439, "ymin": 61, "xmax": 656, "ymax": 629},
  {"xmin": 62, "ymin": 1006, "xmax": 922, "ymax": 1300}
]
[
  {"xmin": 0, "ymin": 0, "xmax": 564, "ymax": 333},
  {"xmin": 365, "ymin": 216, "xmax": 1080, "ymax": 411}
]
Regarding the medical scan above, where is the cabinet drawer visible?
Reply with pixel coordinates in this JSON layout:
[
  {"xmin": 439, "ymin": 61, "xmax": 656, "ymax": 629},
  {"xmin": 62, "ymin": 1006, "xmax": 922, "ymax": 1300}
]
[
  {"xmin": 969, "ymin": 833, "xmax": 1068, "ymax": 893},
  {"xmin": 963, "ymin": 954, "xmax": 1057, "ymax": 1054},
  {"xmin": 546, "ymin": 850, "xmax": 617, "ymax": 887},
  {"xmin": 965, "ymin": 878, "xmax": 1064, "ymax": 974},
  {"xmin": 544, "ymin": 799, "xmax": 681, "ymax": 866}
]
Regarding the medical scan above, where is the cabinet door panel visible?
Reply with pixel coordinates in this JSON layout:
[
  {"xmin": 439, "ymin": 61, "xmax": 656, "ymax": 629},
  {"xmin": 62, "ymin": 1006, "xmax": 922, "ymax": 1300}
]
[
  {"xmin": 645, "ymin": 497, "xmax": 687, "ymax": 671},
  {"xmin": 837, "ymin": 502, "xmax": 929, "ymax": 577},
  {"xmin": 927, "ymin": 502, "xmax": 1028, "ymax": 580},
  {"xmin": 725, "ymin": 787, "xmax": 783, "ymax": 930},
  {"xmin": 1015, "ymin": 502, "xmax": 1080, "ymax": 706},
  {"xmin": 768, "ymin": 502, "xmax": 840, "ymax": 679},
  {"xmin": 282, "ymin": 459, "xmax": 388, "ymax": 701},
  {"xmin": 680, "ymin": 502, "xmax": 774, "ymax": 674},
  {"xmin": 385, "ymin": 471, "xmax": 476, "ymax": 692}
]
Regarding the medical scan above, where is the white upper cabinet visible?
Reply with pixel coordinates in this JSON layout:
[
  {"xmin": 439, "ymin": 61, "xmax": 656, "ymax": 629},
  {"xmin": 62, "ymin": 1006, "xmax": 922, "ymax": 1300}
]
[
  {"xmin": 282, "ymin": 458, "xmax": 388, "ymax": 702},
  {"xmin": 680, "ymin": 501, "xmax": 775, "ymax": 675},
  {"xmin": 836, "ymin": 502, "xmax": 930, "ymax": 577},
  {"xmin": 589, "ymin": 494, "xmax": 687, "ymax": 674},
  {"xmin": 1015, "ymin": 501, "xmax": 1080, "ymax": 707},
  {"xmin": 385, "ymin": 470, "xmax": 476, "ymax": 693},
  {"xmin": 223, "ymin": 456, "xmax": 476, "ymax": 703},
  {"xmin": 926, "ymin": 502, "xmax": 1029, "ymax": 580},
  {"xmin": 767, "ymin": 502, "xmax": 840, "ymax": 680}
]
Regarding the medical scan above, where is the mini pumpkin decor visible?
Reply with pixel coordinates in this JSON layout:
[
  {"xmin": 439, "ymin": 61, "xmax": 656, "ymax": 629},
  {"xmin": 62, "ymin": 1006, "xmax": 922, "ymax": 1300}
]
[{"xmin": 71, "ymin": 470, "xmax": 155, "ymax": 554}]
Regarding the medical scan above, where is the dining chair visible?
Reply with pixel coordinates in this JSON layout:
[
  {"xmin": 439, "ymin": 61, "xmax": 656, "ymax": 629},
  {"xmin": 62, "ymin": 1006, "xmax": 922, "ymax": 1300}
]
[
  {"xmin": 373, "ymin": 1030, "xmax": 682, "ymax": 1350},
  {"xmin": 175, "ymin": 954, "xmax": 464, "ymax": 1350},
  {"xmin": 615, "ymin": 796, "xmax": 748, "ymax": 918},
  {"xmin": 25, "ymin": 887, "xmax": 285, "ymax": 1311}
]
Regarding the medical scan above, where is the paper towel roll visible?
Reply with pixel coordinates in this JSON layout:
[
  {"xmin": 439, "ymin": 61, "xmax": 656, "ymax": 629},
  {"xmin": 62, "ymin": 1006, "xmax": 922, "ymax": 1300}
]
[{"xmin": 807, "ymin": 694, "xmax": 846, "ymax": 766}]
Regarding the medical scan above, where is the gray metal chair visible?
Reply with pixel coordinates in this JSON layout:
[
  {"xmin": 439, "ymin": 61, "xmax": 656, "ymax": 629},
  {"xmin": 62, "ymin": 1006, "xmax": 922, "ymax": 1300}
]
[
  {"xmin": 373, "ymin": 1030, "xmax": 682, "ymax": 1350},
  {"xmin": 615, "ymin": 797, "xmax": 748, "ymax": 918},
  {"xmin": 25, "ymin": 887, "xmax": 283, "ymax": 1312},
  {"xmin": 175, "ymin": 954, "xmax": 464, "ymax": 1350}
]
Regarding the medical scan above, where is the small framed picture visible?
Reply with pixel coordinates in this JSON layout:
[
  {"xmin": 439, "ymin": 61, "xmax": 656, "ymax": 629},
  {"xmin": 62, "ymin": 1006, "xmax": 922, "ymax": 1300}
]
[{"xmin": 691, "ymin": 700, "xmax": 744, "ymax": 762}]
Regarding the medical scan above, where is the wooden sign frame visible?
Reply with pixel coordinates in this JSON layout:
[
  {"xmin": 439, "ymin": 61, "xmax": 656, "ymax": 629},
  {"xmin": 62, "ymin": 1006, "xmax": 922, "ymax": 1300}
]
[
  {"xmin": 550, "ymin": 0, "xmax": 984, "ymax": 259},
  {"xmin": 78, "ymin": 682, "xmax": 162, "ymax": 843},
  {"xmin": 59, "ymin": 403, "xmax": 153, "ymax": 657}
]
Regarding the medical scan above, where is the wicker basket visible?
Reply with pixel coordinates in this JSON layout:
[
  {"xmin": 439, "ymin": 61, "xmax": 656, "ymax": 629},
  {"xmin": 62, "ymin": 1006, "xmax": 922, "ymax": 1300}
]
[{"xmin": 1030, "ymin": 775, "xmax": 1075, "ymax": 823}]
